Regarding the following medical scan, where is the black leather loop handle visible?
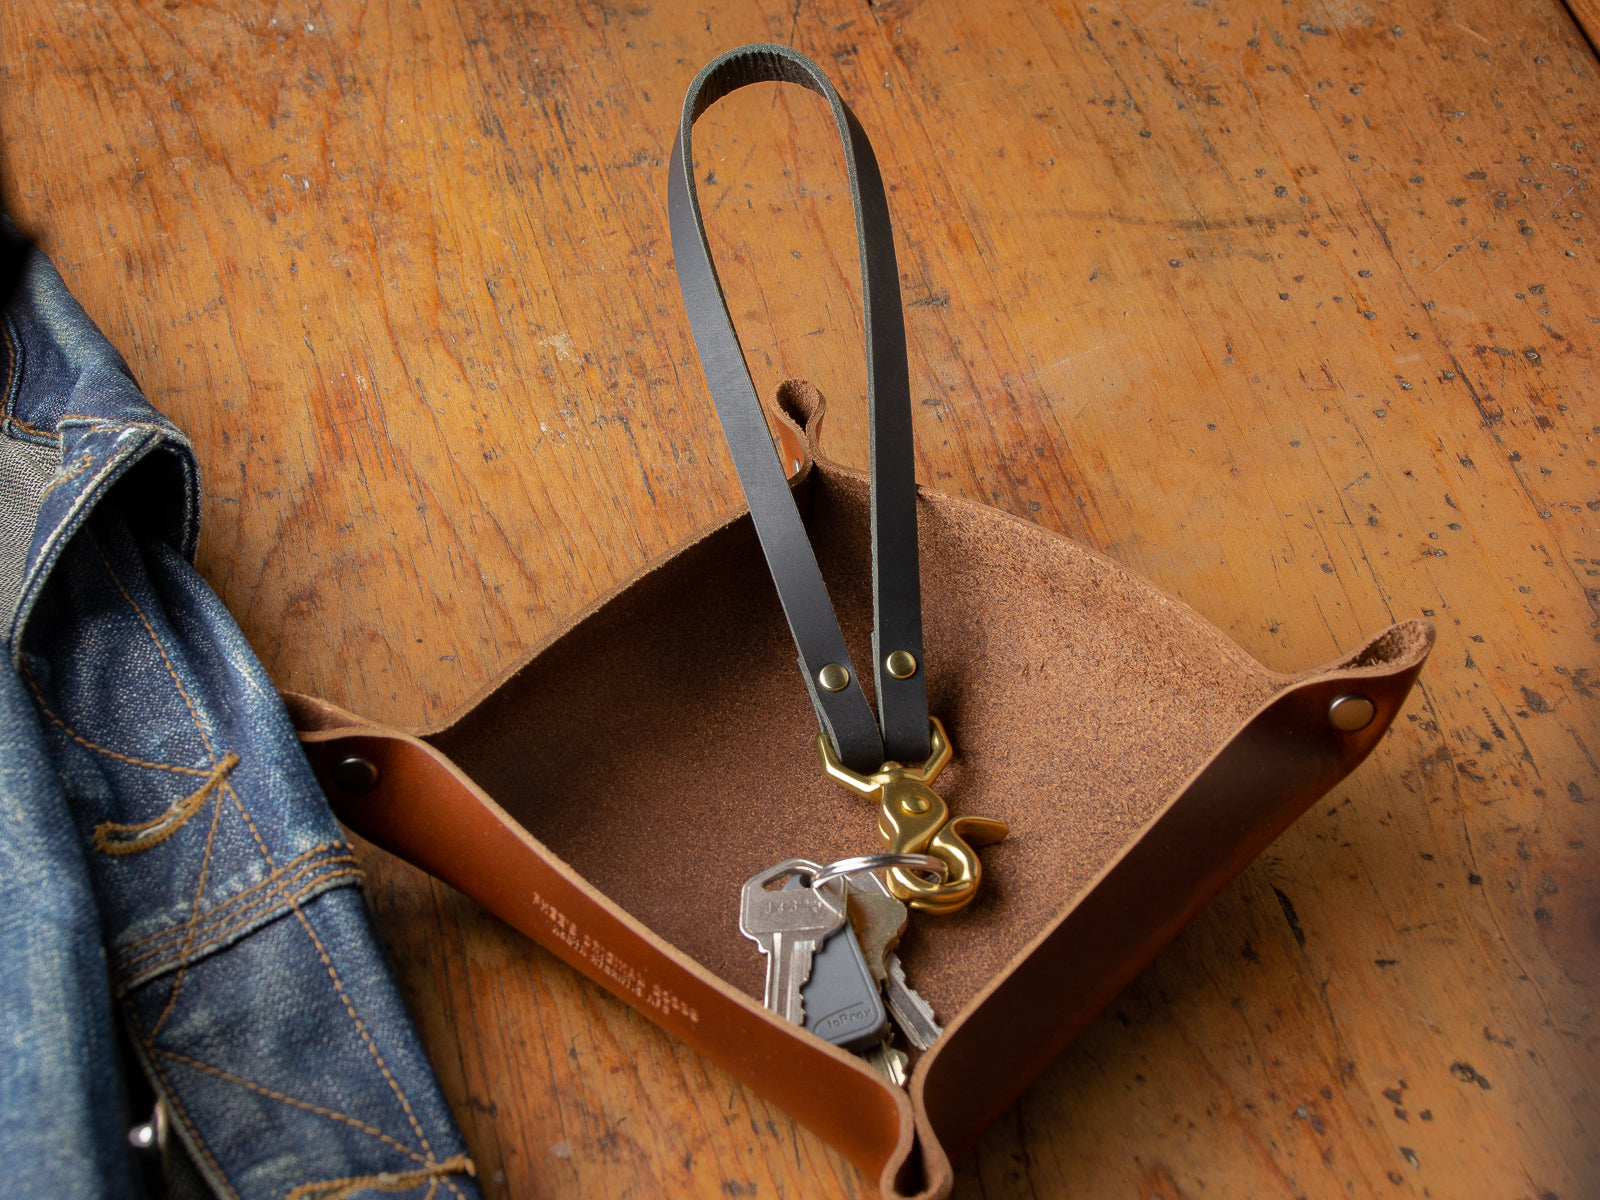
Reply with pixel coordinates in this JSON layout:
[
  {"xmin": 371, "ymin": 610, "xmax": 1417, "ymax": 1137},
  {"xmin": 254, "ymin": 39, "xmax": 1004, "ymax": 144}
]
[{"xmin": 669, "ymin": 43, "xmax": 929, "ymax": 772}]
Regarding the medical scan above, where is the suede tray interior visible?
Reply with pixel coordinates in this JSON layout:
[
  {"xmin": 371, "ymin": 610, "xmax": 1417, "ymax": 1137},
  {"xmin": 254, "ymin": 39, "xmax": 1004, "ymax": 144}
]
[{"xmin": 426, "ymin": 384, "xmax": 1422, "ymax": 1027}]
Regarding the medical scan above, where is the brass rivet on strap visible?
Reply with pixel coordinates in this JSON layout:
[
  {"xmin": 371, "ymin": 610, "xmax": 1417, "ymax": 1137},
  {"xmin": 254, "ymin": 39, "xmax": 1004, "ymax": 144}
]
[
  {"xmin": 1328, "ymin": 694, "xmax": 1376, "ymax": 733},
  {"xmin": 818, "ymin": 663, "xmax": 851, "ymax": 692},
  {"xmin": 332, "ymin": 755, "xmax": 381, "ymax": 794},
  {"xmin": 885, "ymin": 650, "xmax": 918, "ymax": 679}
]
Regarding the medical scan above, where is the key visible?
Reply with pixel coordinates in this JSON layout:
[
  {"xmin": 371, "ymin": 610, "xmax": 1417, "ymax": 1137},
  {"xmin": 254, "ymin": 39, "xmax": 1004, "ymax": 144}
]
[
  {"xmin": 846, "ymin": 873, "xmax": 910, "ymax": 984},
  {"xmin": 849, "ymin": 872, "xmax": 943, "ymax": 1051},
  {"xmin": 740, "ymin": 859, "xmax": 845, "ymax": 1025},
  {"xmin": 882, "ymin": 953, "xmax": 942, "ymax": 1051},
  {"xmin": 783, "ymin": 877, "xmax": 889, "ymax": 1050},
  {"xmin": 863, "ymin": 1039, "xmax": 910, "ymax": 1088}
]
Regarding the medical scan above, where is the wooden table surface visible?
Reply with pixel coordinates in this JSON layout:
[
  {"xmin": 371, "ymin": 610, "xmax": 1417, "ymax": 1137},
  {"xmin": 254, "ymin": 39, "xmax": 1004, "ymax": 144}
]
[{"xmin": 5, "ymin": 0, "xmax": 1598, "ymax": 1196}]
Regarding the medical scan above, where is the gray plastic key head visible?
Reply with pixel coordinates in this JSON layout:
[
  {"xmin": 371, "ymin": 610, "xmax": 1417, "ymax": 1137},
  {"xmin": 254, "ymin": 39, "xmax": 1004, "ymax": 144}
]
[
  {"xmin": 802, "ymin": 924, "xmax": 890, "ymax": 1050},
  {"xmin": 785, "ymin": 876, "xmax": 889, "ymax": 1051}
]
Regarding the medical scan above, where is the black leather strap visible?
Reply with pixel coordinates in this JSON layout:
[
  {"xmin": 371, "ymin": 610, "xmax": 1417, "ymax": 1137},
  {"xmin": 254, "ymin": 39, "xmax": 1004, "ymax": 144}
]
[{"xmin": 669, "ymin": 44, "xmax": 930, "ymax": 772}]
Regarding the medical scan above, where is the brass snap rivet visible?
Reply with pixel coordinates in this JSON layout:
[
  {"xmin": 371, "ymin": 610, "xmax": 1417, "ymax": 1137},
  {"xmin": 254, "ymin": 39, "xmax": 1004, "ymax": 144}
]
[
  {"xmin": 885, "ymin": 650, "xmax": 918, "ymax": 680},
  {"xmin": 1328, "ymin": 694, "xmax": 1376, "ymax": 733},
  {"xmin": 332, "ymin": 755, "xmax": 381, "ymax": 794},
  {"xmin": 902, "ymin": 794, "xmax": 930, "ymax": 814},
  {"xmin": 818, "ymin": 663, "xmax": 851, "ymax": 692}
]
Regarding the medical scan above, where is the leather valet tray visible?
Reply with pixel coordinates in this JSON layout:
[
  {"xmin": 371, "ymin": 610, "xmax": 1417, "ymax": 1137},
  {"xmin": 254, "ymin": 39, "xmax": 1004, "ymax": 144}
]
[{"xmin": 286, "ymin": 379, "xmax": 1432, "ymax": 1199}]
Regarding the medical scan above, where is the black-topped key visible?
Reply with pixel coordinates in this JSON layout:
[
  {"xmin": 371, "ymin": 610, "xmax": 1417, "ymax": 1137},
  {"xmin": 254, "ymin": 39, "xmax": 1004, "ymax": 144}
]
[{"xmin": 784, "ymin": 876, "xmax": 889, "ymax": 1050}]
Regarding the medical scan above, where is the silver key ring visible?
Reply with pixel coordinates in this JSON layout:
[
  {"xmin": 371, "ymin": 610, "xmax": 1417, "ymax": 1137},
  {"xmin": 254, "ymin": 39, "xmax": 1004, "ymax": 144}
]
[{"xmin": 807, "ymin": 853, "xmax": 948, "ymax": 890}]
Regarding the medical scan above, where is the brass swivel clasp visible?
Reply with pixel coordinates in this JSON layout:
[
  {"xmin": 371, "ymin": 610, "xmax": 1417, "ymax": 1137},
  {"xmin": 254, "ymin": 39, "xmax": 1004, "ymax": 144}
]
[{"xmin": 817, "ymin": 716, "xmax": 1007, "ymax": 915}]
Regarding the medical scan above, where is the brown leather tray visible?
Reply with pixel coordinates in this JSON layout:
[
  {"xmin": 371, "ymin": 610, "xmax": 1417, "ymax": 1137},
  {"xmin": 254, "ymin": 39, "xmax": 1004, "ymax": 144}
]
[{"xmin": 287, "ymin": 379, "xmax": 1431, "ymax": 1199}]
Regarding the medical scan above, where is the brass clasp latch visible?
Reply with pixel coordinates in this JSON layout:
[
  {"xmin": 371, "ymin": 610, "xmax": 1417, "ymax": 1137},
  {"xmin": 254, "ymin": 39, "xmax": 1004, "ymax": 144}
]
[{"xmin": 817, "ymin": 716, "xmax": 1007, "ymax": 914}]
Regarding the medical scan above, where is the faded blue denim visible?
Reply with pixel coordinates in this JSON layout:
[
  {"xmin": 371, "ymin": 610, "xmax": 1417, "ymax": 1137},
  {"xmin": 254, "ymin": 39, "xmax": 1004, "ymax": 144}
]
[{"xmin": 1, "ymin": 236, "xmax": 480, "ymax": 1198}]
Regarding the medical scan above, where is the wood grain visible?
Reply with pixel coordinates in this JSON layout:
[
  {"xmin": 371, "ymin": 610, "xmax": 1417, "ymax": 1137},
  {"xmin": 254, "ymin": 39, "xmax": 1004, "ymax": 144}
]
[{"xmin": 4, "ymin": 0, "xmax": 1597, "ymax": 1196}]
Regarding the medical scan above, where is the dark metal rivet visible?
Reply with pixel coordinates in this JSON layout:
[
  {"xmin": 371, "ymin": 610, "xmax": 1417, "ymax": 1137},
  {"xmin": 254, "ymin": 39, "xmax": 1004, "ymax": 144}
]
[
  {"xmin": 1328, "ymin": 694, "xmax": 1376, "ymax": 733},
  {"xmin": 332, "ymin": 755, "xmax": 380, "ymax": 794}
]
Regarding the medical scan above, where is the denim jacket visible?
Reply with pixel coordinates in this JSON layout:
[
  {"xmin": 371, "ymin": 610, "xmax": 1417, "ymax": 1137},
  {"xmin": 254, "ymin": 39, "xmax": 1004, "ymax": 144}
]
[{"xmin": 0, "ymin": 236, "xmax": 480, "ymax": 1198}]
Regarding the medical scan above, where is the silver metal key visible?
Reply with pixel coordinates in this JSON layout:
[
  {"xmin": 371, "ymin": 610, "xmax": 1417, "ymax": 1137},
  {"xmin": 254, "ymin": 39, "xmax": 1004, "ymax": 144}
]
[
  {"xmin": 846, "ymin": 873, "xmax": 910, "ymax": 984},
  {"xmin": 739, "ymin": 858, "xmax": 845, "ymax": 1025},
  {"xmin": 882, "ymin": 952, "xmax": 942, "ymax": 1051},
  {"xmin": 863, "ymin": 1039, "xmax": 910, "ymax": 1087},
  {"xmin": 849, "ymin": 872, "xmax": 943, "ymax": 1050}
]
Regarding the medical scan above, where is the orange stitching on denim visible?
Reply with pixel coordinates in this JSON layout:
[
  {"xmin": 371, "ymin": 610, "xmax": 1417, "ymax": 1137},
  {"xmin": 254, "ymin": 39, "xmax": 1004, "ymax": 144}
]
[
  {"xmin": 222, "ymin": 775, "xmax": 441, "ymax": 1169},
  {"xmin": 93, "ymin": 751, "xmax": 238, "ymax": 856},
  {"xmin": 152, "ymin": 1048, "xmax": 433, "ymax": 1164},
  {"xmin": 222, "ymin": 776, "xmax": 440, "ymax": 1164},
  {"xmin": 282, "ymin": 1155, "xmax": 475, "ymax": 1200},
  {"xmin": 118, "ymin": 843, "xmax": 357, "ymax": 957},
  {"xmin": 57, "ymin": 415, "xmax": 165, "ymax": 433},
  {"xmin": 22, "ymin": 415, "xmax": 156, "ymax": 440},
  {"xmin": 120, "ymin": 861, "xmax": 364, "ymax": 973},
  {"xmin": 144, "ymin": 896, "xmax": 467, "ymax": 1195},
  {"xmin": 116, "ymin": 867, "xmax": 364, "ymax": 979},
  {"xmin": 286, "ymin": 896, "xmax": 438, "ymax": 1162},
  {"xmin": 9, "ymin": 417, "xmax": 59, "ymax": 440},
  {"xmin": 141, "ymin": 1046, "xmax": 243, "ymax": 1200},
  {"xmin": 87, "ymin": 529, "xmax": 218, "ymax": 759},
  {"xmin": 38, "ymin": 454, "xmax": 90, "ymax": 499},
  {"xmin": 26, "ymin": 500, "xmax": 451, "ymax": 1190},
  {"xmin": 146, "ymin": 767, "xmax": 231, "ymax": 1039},
  {"xmin": 117, "ymin": 844, "xmax": 353, "ymax": 952},
  {"xmin": 442, "ymin": 1165, "xmax": 466, "ymax": 1199},
  {"xmin": 22, "ymin": 663, "xmax": 212, "ymax": 776},
  {"xmin": 222, "ymin": 779, "xmax": 279, "ymax": 870},
  {"xmin": 115, "ymin": 867, "xmax": 366, "ymax": 987}
]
